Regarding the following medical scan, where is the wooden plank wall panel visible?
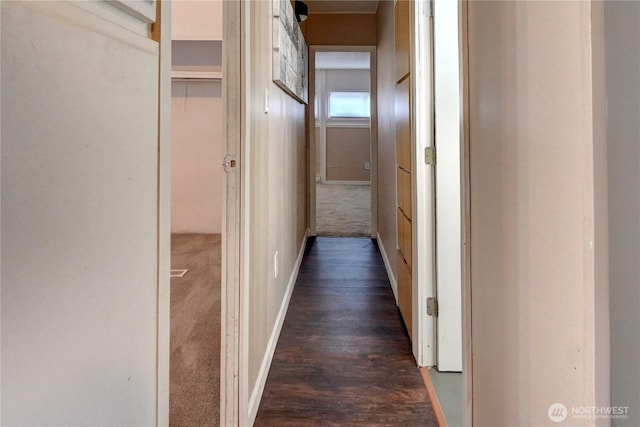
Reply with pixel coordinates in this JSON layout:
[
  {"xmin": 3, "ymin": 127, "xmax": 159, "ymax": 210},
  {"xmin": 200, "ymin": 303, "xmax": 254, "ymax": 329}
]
[
  {"xmin": 395, "ymin": 78, "xmax": 411, "ymax": 171},
  {"xmin": 394, "ymin": 0, "xmax": 410, "ymax": 81},
  {"xmin": 397, "ymin": 250, "xmax": 413, "ymax": 336},
  {"xmin": 395, "ymin": 0, "xmax": 413, "ymax": 338}
]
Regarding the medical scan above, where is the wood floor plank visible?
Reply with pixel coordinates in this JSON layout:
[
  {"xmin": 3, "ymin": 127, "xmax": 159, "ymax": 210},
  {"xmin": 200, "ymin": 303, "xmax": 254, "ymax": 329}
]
[{"xmin": 255, "ymin": 237, "xmax": 437, "ymax": 426}]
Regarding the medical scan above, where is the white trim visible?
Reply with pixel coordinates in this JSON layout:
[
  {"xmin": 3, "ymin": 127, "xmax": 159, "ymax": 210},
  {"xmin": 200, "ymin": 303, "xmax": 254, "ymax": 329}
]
[
  {"xmin": 155, "ymin": 1, "xmax": 171, "ymax": 425},
  {"xmin": 377, "ymin": 232, "xmax": 398, "ymax": 302},
  {"xmin": 411, "ymin": 0, "xmax": 436, "ymax": 368},
  {"xmin": 325, "ymin": 120, "xmax": 370, "ymax": 129},
  {"xmin": 246, "ymin": 231, "xmax": 309, "ymax": 425},
  {"xmin": 111, "ymin": 0, "xmax": 156, "ymax": 24},
  {"xmin": 318, "ymin": 70, "xmax": 328, "ymax": 183},
  {"xmin": 323, "ymin": 180, "xmax": 371, "ymax": 186},
  {"xmin": 369, "ymin": 48, "xmax": 379, "ymax": 239},
  {"xmin": 308, "ymin": 11, "xmax": 377, "ymax": 15},
  {"xmin": 27, "ymin": 1, "xmax": 153, "ymax": 44},
  {"xmin": 171, "ymin": 70, "xmax": 222, "ymax": 80},
  {"xmin": 0, "ymin": 0, "xmax": 3, "ymax": 414},
  {"xmin": 309, "ymin": 53, "xmax": 318, "ymax": 233},
  {"xmin": 239, "ymin": 0, "xmax": 251, "ymax": 424}
]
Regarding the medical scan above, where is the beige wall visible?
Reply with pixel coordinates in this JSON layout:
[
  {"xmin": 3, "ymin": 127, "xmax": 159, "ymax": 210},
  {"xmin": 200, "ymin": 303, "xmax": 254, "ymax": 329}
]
[
  {"xmin": 304, "ymin": 13, "xmax": 377, "ymax": 46},
  {"xmin": 1, "ymin": 2, "xmax": 160, "ymax": 424},
  {"xmin": 172, "ymin": 0, "xmax": 222, "ymax": 40},
  {"xmin": 605, "ymin": 2, "xmax": 640, "ymax": 425},
  {"xmin": 375, "ymin": 0, "xmax": 397, "ymax": 282},
  {"xmin": 326, "ymin": 127, "xmax": 370, "ymax": 181},
  {"xmin": 246, "ymin": 0, "xmax": 307, "ymax": 419},
  {"xmin": 171, "ymin": 81, "xmax": 224, "ymax": 233},
  {"xmin": 468, "ymin": 1, "xmax": 609, "ymax": 425}
]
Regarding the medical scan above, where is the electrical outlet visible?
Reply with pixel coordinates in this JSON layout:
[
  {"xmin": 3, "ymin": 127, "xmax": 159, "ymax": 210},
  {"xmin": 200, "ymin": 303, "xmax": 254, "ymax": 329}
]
[
  {"xmin": 274, "ymin": 251, "xmax": 279, "ymax": 279},
  {"xmin": 365, "ymin": 162, "xmax": 371, "ymax": 170}
]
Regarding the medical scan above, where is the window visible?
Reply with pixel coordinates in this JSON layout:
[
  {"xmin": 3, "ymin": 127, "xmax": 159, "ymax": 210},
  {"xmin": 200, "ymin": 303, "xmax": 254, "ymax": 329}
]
[{"xmin": 328, "ymin": 92, "xmax": 370, "ymax": 118}]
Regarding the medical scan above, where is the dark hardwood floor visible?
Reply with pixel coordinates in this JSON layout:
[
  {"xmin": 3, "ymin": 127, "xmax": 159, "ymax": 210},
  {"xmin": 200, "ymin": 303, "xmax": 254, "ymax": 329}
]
[{"xmin": 254, "ymin": 237, "xmax": 437, "ymax": 426}]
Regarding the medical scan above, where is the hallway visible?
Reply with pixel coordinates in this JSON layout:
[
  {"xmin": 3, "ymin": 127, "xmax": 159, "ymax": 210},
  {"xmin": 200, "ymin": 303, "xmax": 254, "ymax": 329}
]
[{"xmin": 254, "ymin": 237, "xmax": 437, "ymax": 426}]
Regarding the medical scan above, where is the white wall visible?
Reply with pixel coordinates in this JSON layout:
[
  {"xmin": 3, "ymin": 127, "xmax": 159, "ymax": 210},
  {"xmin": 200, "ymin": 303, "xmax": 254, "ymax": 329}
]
[
  {"xmin": 171, "ymin": 80, "xmax": 224, "ymax": 233},
  {"xmin": 1, "ymin": 2, "xmax": 160, "ymax": 424},
  {"xmin": 468, "ymin": 1, "xmax": 609, "ymax": 425},
  {"xmin": 244, "ymin": 0, "xmax": 307, "ymax": 423},
  {"xmin": 375, "ymin": 0, "xmax": 398, "ymax": 286},
  {"xmin": 605, "ymin": 2, "xmax": 640, "ymax": 425}
]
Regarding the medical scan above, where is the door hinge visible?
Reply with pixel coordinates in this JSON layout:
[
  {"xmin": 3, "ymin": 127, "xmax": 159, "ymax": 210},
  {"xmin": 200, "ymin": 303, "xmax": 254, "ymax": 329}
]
[
  {"xmin": 223, "ymin": 155, "xmax": 237, "ymax": 173},
  {"xmin": 427, "ymin": 297, "xmax": 438, "ymax": 317},
  {"xmin": 425, "ymin": 146, "xmax": 436, "ymax": 166}
]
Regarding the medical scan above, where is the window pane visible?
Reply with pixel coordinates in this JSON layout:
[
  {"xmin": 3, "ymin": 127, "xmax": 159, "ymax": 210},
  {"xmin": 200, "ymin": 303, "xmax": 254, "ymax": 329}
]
[{"xmin": 329, "ymin": 92, "xmax": 370, "ymax": 118}]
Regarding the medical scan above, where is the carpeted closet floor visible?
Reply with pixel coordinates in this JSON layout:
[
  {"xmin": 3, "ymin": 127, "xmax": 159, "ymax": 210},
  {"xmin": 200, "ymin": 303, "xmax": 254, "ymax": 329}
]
[{"xmin": 170, "ymin": 234, "xmax": 221, "ymax": 427}]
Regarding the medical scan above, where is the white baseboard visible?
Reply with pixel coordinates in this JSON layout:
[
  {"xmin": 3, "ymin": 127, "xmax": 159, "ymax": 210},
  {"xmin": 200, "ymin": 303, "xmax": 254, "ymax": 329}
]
[
  {"xmin": 377, "ymin": 232, "xmax": 398, "ymax": 303},
  {"xmin": 246, "ymin": 230, "xmax": 309, "ymax": 424},
  {"xmin": 323, "ymin": 180, "xmax": 371, "ymax": 186}
]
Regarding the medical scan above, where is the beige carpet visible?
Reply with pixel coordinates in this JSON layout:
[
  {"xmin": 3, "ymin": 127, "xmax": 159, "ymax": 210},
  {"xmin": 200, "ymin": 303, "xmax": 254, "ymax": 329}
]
[
  {"xmin": 316, "ymin": 183, "xmax": 371, "ymax": 237},
  {"xmin": 170, "ymin": 234, "xmax": 221, "ymax": 427}
]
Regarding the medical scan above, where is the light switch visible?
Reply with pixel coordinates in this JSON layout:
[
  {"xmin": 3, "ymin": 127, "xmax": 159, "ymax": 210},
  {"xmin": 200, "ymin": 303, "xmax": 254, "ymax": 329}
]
[{"xmin": 264, "ymin": 87, "xmax": 270, "ymax": 114}]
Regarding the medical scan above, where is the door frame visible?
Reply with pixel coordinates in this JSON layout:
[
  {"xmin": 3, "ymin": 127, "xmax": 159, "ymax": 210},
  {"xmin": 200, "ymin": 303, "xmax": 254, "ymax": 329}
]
[
  {"xmin": 410, "ymin": 0, "xmax": 436, "ymax": 368},
  {"xmin": 413, "ymin": 0, "xmax": 473, "ymax": 424},
  {"xmin": 220, "ymin": 0, "xmax": 243, "ymax": 425},
  {"xmin": 460, "ymin": 2, "xmax": 473, "ymax": 423},
  {"xmin": 308, "ymin": 45, "xmax": 378, "ymax": 238},
  {"xmin": 154, "ymin": 0, "xmax": 171, "ymax": 424},
  {"xmin": 158, "ymin": 1, "xmax": 245, "ymax": 424}
]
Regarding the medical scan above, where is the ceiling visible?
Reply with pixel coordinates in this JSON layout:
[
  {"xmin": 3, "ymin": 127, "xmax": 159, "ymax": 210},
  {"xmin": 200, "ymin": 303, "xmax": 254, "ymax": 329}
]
[{"xmin": 306, "ymin": 0, "xmax": 380, "ymax": 14}]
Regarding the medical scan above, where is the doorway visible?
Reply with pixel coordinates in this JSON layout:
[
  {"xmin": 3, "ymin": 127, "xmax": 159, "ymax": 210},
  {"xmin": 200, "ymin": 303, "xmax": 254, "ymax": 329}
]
[
  {"xmin": 309, "ymin": 47, "xmax": 378, "ymax": 238},
  {"xmin": 168, "ymin": 1, "xmax": 224, "ymax": 425}
]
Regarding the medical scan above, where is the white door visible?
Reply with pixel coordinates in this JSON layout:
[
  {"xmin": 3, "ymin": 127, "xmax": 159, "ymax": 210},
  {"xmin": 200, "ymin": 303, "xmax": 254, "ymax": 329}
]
[{"xmin": 1, "ymin": 0, "xmax": 168, "ymax": 424}]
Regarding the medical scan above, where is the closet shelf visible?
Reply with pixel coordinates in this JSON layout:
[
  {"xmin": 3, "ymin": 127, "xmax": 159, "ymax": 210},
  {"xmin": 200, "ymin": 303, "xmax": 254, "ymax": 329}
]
[{"xmin": 171, "ymin": 66, "xmax": 222, "ymax": 81}]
